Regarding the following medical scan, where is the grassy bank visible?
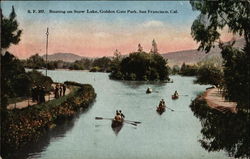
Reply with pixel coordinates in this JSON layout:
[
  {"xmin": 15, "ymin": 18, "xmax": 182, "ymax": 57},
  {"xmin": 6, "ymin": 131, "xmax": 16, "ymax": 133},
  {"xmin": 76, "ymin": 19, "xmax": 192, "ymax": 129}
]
[{"xmin": 1, "ymin": 82, "xmax": 96, "ymax": 157}]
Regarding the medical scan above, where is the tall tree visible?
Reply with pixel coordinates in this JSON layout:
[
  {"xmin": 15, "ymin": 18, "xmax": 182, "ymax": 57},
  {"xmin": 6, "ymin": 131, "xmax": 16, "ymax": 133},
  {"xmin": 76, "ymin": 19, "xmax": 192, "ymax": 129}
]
[
  {"xmin": 150, "ymin": 39, "xmax": 158, "ymax": 53},
  {"xmin": 190, "ymin": 0, "xmax": 250, "ymax": 109},
  {"xmin": 138, "ymin": 43, "xmax": 143, "ymax": 52},
  {"xmin": 1, "ymin": 6, "xmax": 22, "ymax": 50}
]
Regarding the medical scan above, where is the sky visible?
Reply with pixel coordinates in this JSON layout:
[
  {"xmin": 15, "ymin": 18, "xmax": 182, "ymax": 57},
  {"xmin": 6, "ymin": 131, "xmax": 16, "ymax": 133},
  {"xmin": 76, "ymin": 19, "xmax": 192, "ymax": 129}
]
[{"xmin": 2, "ymin": 1, "xmax": 234, "ymax": 58}]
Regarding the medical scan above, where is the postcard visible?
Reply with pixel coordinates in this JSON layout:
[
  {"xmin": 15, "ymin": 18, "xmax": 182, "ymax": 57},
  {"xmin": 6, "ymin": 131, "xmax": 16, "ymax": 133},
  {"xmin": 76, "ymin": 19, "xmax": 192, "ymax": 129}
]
[{"xmin": 1, "ymin": 1, "xmax": 249, "ymax": 159}]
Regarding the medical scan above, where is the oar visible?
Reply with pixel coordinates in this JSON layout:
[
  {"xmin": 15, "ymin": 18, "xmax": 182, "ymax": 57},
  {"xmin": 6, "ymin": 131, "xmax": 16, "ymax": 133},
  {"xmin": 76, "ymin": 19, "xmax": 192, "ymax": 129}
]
[
  {"xmin": 124, "ymin": 120, "xmax": 137, "ymax": 126},
  {"xmin": 95, "ymin": 117, "xmax": 113, "ymax": 120},
  {"xmin": 95, "ymin": 117, "xmax": 140, "ymax": 125},
  {"xmin": 165, "ymin": 106, "xmax": 174, "ymax": 111},
  {"xmin": 124, "ymin": 120, "xmax": 141, "ymax": 124},
  {"xmin": 179, "ymin": 95, "xmax": 188, "ymax": 96}
]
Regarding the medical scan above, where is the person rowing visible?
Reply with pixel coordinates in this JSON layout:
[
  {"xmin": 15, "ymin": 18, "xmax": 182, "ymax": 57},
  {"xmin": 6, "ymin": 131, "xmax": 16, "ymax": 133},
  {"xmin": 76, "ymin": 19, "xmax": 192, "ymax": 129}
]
[
  {"xmin": 158, "ymin": 99, "xmax": 166, "ymax": 109},
  {"xmin": 172, "ymin": 90, "xmax": 179, "ymax": 99},
  {"xmin": 114, "ymin": 110, "xmax": 125, "ymax": 122},
  {"xmin": 174, "ymin": 90, "xmax": 179, "ymax": 97}
]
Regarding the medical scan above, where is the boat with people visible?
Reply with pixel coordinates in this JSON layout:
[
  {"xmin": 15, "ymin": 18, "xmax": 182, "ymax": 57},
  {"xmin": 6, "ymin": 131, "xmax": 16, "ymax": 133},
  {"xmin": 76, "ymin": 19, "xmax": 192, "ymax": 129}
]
[
  {"xmin": 156, "ymin": 99, "xmax": 166, "ymax": 114},
  {"xmin": 146, "ymin": 87, "xmax": 152, "ymax": 94},
  {"xmin": 172, "ymin": 90, "xmax": 179, "ymax": 100},
  {"xmin": 172, "ymin": 95, "xmax": 179, "ymax": 99},
  {"xmin": 111, "ymin": 118, "xmax": 124, "ymax": 128}
]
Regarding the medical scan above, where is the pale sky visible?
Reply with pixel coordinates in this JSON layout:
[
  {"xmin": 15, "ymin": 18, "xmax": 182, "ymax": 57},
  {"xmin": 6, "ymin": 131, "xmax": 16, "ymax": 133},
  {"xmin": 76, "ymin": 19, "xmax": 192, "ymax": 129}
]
[{"xmin": 1, "ymin": 1, "xmax": 234, "ymax": 58}]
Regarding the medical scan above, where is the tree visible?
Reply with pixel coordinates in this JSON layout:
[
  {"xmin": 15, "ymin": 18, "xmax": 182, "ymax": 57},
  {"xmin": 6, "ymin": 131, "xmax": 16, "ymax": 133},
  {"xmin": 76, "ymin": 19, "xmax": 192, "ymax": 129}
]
[
  {"xmin": 92, "ymin": 57, "xmax": 111, "ymax": 72},
  {"xmin": 190, "ymin": 0, "xmax": 250, "ymax": 109},
  {"xmin": 190, "ymin": 1, "xmax": 250, "ymax": 52},
  {"xmin": 150, "ymin": 39, "xmax": 158, "ymax": 53},
  {"xmin": 1, "ymin": 52, "xmax": 30, "ymax": 109},
  {"xmin": 138, "ymin": 43, "xmax": 143, "ymax": 52},
  {"xmin": 26, "ymin": 54, "xmax": 45, "ymax": 69},
  {"xmin": 110, "ymin": 51, "xmax": 170, "ymax": 81},
  {"xmin": 1, "ymin": 6, "xmax": 22, "ymax": 50}
]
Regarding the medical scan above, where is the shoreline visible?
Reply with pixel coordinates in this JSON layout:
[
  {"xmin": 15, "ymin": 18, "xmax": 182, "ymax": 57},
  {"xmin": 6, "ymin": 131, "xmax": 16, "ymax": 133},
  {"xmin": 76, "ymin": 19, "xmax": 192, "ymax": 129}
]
[
  {"xmin": 202, "ymin": 88, "xmax": 237, "ymax": 113},
  {"xmin": 1, "ymin": 82, "xmax": 96, "ymax": 158}
]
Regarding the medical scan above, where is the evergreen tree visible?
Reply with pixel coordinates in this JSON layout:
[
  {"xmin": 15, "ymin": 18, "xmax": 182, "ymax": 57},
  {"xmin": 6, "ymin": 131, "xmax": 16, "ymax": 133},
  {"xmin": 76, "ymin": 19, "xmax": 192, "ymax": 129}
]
[
  {"xmin": 138, "ymin": 43, "xmax": 143, "ymax": 52},
  {"xmin": 1, "ymin": 6, "xmax": 22, "ymax": 50},
  {"xmin": 150, "ymin": 39, "xmax": 158, "ymax": 53}
]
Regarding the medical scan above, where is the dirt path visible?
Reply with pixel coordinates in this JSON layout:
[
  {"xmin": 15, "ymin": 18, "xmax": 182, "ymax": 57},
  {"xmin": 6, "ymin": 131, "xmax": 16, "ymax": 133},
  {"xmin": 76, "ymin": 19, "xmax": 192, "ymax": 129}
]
[
  {"xmin": 203, "ymin": 88, "xmax": 237, "ymax": 113},
  {"xmin": 7, "ymin": 87, "xmax": 71, "ymax": 110}
]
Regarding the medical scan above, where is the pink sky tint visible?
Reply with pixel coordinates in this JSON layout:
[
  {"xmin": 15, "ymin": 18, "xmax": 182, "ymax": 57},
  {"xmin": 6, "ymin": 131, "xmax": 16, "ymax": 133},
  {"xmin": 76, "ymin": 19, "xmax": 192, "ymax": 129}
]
[{"xmin": 7, "ymin": 20, "xmax": 236, "ymax": 59}]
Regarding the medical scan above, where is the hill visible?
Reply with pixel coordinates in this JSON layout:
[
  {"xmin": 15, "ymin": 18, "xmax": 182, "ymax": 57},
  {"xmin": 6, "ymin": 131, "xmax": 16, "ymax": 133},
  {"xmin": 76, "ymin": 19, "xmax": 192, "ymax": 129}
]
[
  {"xmin": 42, "ymin": 53, "xmax": 83, "ymax": 62},
  {"xmin": 161, "ymin": 38, "xmax": 245, "ymax": 66}
]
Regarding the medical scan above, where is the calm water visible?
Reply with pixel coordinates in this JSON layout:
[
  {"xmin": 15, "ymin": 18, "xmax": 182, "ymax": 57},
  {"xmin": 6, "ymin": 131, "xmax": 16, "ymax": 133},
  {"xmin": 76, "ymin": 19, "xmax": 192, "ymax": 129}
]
[{"xmin": 11, "ymin": 70, "xmax": 232, "ymax": 159}]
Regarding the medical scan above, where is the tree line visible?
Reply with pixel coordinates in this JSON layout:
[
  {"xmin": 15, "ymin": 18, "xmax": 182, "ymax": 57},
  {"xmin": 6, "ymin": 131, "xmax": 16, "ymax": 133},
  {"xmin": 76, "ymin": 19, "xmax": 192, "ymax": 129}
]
[{"xmin": 23, "ymin": 54, "xmax": 112, "ymax": 72}]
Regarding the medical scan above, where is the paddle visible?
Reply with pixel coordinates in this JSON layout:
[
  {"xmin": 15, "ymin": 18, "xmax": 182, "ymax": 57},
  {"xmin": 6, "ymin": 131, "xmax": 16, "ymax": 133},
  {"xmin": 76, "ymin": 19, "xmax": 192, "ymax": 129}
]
[
  {"xmin": 165, "ymin": 106, "xmax": 174, "ymax": 111},
  {"xmin": 95, "ymin": 117, "xmax": 140, "ymax": 125},
  {"xmin": 124, "ymin": 120, "xmax": 141, "ymax": 124},
  {"xmin": 124, "ymin": 121, "xmax": 137, "ymax": 126},
  {"xmin": 179, "ymin": 95, "xmax": 188, "ymax": 96},
  {"xmin": 95, "ymin": 117, "xmax": 113, "ymax": 120}
]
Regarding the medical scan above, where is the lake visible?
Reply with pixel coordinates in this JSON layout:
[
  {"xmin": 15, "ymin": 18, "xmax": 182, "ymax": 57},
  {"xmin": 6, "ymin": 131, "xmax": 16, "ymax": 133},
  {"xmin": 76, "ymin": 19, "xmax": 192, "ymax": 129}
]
[{"xmin": 10, "ymin": 70, "xmax": 232, "ymax": 159}]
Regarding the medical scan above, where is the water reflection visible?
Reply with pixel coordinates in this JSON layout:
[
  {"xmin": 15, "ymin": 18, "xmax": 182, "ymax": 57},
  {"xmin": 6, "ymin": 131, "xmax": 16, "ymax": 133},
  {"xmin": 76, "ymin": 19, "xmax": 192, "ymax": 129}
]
[
  {"xmin": 7, "ymin": 105, "xmax": 94, "ymax": 159},
  {"xmin": 190, "ymin": 98, "xmax": 250, "ymax": 158},
  {"xmin": 7, "ymin": 116, "xmax": 77, "ymax": 159}
]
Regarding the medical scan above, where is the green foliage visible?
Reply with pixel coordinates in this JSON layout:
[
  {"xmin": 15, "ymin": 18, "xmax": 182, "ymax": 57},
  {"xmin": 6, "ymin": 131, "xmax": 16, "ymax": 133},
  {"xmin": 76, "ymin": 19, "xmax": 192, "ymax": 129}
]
[
  {"xmin": 1, "ymin": 6, "xmax": 22, "ymax": 49},
  {"xmin": 92, "ymin": 56, "xmax": 111, "ymax": 72},
  {"xmin": 190, "ymin": 97, "xmax": 250, "ymax": 158},
  {"xmin": 179, "ymin": 63, "xmax": 198, "ymax": 76},
  {"xmin": 195, "ymin": 65, "xmax": 223, "ymax": 86},
  {"xmin": 0, "ymin": 52, "xmax": 54, "ymax": 110},
  {"xmin": 26, "ymin": 70, "xmax": 53, "ymax": 92},
  {"xmin": 190, "ymin": 0, "xmax": 250, "ymax": 109},
  {"xmin": 25, "ymin": 54, "xmax": 45, "ymax": 69},
  {"xmin": 110, "ymin": 52, "xmax": 170, "ymax": 81},
  {"xmin": 90, "ymin": 66, "xmax": 101, "ymax": 72},
  {"xmin": 69, "ymin": 62, "xmax": 84, "ymax": 70},
  {"xmin": 1, "ymin": 52, "xmax": 27, "ymax": 108},
  {"xmin": 220, "ymin": 45, "xmax": 250, "ymax": 109},
  {"xmin": 190, "ymin": 0, "xmax": 250, "ymax": 52},
  {"xmin": 1, "ymin": 83, "xmax": 96, "ymax": 157}
]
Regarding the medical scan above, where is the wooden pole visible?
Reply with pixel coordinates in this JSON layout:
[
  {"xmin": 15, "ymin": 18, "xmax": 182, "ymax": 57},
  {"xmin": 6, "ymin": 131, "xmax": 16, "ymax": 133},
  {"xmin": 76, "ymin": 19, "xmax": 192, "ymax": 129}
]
[{"xmin": 45, "ymin": 27, "xmax": 49, "ymax": 76}]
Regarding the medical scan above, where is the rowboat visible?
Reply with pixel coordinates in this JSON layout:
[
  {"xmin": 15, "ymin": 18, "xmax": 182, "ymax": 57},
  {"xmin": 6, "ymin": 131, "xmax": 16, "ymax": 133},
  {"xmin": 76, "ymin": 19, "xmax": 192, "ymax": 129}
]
[
  {"xmin": 111, "ymin": 118, "xmax": 124, "ymax": 127},
  {"xmin": 111, "ymin": 118, "xmax": 124, "ymax": 135},
  {"xmin": 146, "ymin": 88, "xmax": 152, "ymax": 94},
  {"xmin": 156, "ymin": 106, "xmax": 166, "ymax": 114},
  {"xmin": 172, "ymin": 95, "xmax": 179, "ymax": 99}
]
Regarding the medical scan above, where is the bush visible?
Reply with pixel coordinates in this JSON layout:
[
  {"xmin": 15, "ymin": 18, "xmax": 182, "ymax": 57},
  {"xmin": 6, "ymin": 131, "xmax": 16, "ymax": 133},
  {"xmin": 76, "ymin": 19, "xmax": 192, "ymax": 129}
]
[{"xmin": 110, "ymin": 52, "xmax": 170, "ymax": 81}]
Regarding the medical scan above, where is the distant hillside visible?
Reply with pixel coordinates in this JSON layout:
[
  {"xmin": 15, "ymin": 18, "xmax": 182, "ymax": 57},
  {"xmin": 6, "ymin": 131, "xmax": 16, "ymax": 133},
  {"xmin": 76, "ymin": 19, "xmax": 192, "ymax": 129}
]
[
  {"xmin": 162, "ymin": 38, "xmax": 245, "ymax": 66},
  {"xmin": 42, "ymin": 53, "xmax": 83, "ymax": 62}
]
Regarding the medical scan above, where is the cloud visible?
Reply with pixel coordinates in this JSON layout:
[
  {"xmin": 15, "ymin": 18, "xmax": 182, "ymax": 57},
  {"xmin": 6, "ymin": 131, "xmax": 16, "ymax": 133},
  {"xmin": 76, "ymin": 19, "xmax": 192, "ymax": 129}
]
[
  {"xmin": 142, "ymin": 20, "xmax": 165, "ymax": 28},
  {"xmin": 93, "ymin": 32, "xmax": 112, "ymax": 38}
]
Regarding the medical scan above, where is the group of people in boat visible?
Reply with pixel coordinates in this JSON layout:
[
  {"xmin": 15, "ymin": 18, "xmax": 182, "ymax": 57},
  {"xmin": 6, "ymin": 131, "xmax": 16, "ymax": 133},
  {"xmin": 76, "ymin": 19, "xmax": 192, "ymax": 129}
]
[
  {"xmin": 114, "ymin": 110, "xmax": 125, "ymax": 122},
  {"xmin": 173, "ymin": 90, "xmax": 179, "ymax": 97}
]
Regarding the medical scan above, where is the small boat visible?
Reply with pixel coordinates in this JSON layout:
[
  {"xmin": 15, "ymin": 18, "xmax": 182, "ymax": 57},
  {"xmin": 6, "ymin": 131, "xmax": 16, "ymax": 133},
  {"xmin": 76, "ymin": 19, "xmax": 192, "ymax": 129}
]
[
  {"xmin": 156, "ymin": 106, "xmax": 166, "ymax": 114},
  {"xmin": 172, "ymin": 95, "xmax": 179, "ymax": 100},
  {"xmin": 111, "ymin": 118, "xmax": 124, "ymax": 128},
  {"xmin": 111, "ymin": 118, "xmax": 124, "ymax": 135},
  {"xmin": 146, "ymin": 88, "xmax": 152, "ymax": 94}
]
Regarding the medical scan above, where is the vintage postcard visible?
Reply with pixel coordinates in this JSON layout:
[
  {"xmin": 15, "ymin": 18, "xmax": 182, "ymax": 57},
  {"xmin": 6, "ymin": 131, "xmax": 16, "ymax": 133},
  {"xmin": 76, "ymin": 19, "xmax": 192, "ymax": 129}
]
[{"xmin": 1, "ymin": 1, "xmax": 249, "ymax": 159}]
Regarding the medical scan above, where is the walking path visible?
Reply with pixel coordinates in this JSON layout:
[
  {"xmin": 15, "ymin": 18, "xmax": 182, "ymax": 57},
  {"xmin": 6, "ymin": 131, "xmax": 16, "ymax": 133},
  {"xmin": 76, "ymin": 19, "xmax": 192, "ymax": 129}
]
[
  {"xmin": 203, "ymin": 88, "xmax": 237, "ymax": 113},
  {"xmin": 7, "ymin": 87, "xmax": 70, "ymax": 110}
]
